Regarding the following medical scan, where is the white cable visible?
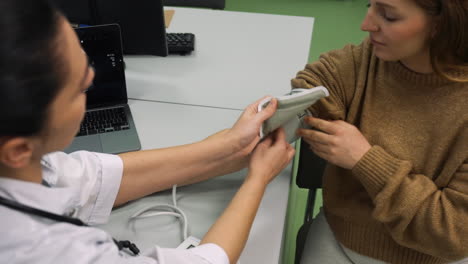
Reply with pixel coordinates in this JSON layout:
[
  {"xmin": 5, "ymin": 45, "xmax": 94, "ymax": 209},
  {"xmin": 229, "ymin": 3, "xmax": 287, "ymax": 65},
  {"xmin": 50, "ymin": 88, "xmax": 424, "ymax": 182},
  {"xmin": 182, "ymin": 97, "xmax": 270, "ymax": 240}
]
[
  {"xmin": 133, "ymin": 211, "xmax": 183, "ymax": 219},
  {"xmin": 129, "ymin": 185, "xmax": 189, "ymax": 241}
]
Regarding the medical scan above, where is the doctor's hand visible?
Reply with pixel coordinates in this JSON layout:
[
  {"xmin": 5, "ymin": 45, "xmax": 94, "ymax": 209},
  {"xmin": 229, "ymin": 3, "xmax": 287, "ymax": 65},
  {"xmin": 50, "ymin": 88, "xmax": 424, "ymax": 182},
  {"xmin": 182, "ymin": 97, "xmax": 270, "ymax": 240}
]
[
  {"xmin": 297, "ymin": 117, "xmax": 371, "ymax": 170},
  {"xmin": 247, "ymin": 128, "xmax": 295, "ymax": 185},
  {"xmin": 228, "ymin": 96, "xmax": 277, "ymax": 155}
]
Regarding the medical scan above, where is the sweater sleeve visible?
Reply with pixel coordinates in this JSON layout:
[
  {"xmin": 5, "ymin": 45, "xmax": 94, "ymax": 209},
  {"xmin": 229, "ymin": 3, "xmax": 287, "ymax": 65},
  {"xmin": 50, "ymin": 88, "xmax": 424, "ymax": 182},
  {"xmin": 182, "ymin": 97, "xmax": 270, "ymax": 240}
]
[
  {"xmin": 352, "ymin": 145, "xmax": 468, "ymax": 261},
  {"xmin": 290, "ymin": 39, "xmax": 370, "ymax": 121}
]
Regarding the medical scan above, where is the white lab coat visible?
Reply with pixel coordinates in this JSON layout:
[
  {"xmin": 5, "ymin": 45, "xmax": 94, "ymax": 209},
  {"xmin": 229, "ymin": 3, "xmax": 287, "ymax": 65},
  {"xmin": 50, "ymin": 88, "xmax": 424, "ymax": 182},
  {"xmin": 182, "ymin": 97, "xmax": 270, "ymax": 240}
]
[{"xmin": 0, "ymin": 151, "xmax": 229, "ymax": 264}]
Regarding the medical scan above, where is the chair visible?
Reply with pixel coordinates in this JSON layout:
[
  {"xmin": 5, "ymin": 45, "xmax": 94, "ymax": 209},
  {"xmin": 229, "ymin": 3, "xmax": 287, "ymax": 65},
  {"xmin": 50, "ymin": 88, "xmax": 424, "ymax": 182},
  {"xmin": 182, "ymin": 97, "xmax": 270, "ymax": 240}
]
[
  {"xmin": 294, "ymin": 139, "xmax": 327, "ymax": 264},
  {"xmin": 163, "ymin": 0, "xmax": 225, "ymax": 9}
]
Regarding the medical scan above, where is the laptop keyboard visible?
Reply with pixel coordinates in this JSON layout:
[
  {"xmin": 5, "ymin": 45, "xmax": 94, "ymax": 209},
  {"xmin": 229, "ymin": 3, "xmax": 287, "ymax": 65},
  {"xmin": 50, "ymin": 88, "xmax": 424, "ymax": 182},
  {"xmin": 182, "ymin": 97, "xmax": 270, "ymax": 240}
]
[{"xmin": 77, "ymin": 107, "xmax": 130, "ymax": 137}]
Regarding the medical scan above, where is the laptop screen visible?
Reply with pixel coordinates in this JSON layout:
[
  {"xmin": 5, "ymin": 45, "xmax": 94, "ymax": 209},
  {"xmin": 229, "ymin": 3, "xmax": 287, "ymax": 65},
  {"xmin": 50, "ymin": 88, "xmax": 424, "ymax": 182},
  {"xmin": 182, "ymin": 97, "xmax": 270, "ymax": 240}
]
[{"xmin": 75, "ymin": 24, "xmax": 128, "ymax": 108}]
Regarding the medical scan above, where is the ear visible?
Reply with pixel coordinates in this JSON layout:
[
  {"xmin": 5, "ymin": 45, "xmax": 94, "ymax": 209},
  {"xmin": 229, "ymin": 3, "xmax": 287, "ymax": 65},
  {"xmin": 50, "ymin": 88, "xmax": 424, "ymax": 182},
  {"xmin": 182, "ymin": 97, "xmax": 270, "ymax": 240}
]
[
  {"xmin": 430, "ymin": 24, "xmax": 438, "ymax": 39},
  {"xmin": 0, "ymin": 138, "xmax": 35, "ymax": 169},
  {"xmin": 430, "ymin": 16, "xmax": 441, "ymax": 39}
]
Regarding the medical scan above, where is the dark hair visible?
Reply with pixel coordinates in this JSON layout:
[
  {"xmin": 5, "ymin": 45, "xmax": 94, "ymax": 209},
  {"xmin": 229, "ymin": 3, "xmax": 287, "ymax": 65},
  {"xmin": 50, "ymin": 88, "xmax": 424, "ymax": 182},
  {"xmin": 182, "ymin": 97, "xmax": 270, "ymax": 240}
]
[
  {"xmin": 413, "ymin": 0, "xmax": 468, "ymax": 82},
  {"xmin": 0, "ymin": 0, "xmax": 65, "ymax": 137}
]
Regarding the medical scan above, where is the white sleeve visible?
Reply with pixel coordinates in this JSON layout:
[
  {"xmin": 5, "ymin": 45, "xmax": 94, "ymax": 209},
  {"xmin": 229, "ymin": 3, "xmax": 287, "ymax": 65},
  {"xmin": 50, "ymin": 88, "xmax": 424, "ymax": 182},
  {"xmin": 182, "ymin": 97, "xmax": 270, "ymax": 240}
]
[
  {"xmin": 8, "ymin": 223, "xmax": 229, "ymax": 264},
  {"xmin": 42, "ymin": 151, "xmax": 123, "ymax": 225}
]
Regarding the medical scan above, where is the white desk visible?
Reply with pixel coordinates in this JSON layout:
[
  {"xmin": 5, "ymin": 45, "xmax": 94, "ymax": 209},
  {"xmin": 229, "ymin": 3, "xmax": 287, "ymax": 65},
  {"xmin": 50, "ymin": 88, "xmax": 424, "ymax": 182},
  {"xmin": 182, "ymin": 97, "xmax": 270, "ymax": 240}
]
[
  {"xmin": 99, "ymin": 100, "xmax": 292, "ymax": 264},
  {"xmin": 125, "ymin": 7, "xmax": 314, "ymax": 110}
]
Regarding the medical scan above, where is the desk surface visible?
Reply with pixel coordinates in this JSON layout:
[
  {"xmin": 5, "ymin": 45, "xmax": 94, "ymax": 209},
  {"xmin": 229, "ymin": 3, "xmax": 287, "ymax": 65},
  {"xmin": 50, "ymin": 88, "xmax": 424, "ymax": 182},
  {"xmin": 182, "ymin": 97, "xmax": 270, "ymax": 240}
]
[
  {"xmin": 102, "ymin": 8, "xmax": 314, "ymax": 264},
  {"xmin": 125, "ymin": 7, "xmax": 314, "ymax": 110},
  {"xmin": 100, "ymin": 100, "xmax": 292, "ymax": 264}
]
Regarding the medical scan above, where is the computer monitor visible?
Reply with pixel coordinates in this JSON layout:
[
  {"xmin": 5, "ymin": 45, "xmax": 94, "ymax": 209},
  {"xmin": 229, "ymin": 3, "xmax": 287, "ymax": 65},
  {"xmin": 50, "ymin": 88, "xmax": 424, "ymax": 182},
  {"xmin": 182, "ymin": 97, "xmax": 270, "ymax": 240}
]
[{"xmin": 52, "ymin": 0, "xmax": 168, "ymax": 56}]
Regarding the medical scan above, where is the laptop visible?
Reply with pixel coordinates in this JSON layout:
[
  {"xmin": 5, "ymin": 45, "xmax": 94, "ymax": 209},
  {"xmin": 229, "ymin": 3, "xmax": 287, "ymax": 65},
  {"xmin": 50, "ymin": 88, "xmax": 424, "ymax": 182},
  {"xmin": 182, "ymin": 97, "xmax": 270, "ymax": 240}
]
[{"xmin": 64, "ymin": 24, "xmax": 141, "ymax": 154}]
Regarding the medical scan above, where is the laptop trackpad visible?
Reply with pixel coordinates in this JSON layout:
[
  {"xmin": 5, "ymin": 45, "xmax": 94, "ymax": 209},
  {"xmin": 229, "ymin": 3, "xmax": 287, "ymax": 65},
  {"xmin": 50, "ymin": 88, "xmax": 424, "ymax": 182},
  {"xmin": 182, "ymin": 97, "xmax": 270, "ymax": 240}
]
[
  {"xmin": 64, "ymin": 135, "xmax": 103, "ymax": 153},
  {"xmin": 100, "ymin": 130, "xmax": 141, "ymax": 154}
]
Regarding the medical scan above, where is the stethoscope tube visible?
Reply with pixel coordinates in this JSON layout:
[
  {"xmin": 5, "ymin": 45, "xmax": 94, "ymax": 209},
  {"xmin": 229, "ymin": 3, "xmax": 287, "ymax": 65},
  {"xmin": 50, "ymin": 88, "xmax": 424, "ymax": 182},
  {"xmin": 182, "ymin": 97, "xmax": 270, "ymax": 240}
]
[{"xmin": 0, "ymin": 195, "xmax": 140, "ymax": 255}]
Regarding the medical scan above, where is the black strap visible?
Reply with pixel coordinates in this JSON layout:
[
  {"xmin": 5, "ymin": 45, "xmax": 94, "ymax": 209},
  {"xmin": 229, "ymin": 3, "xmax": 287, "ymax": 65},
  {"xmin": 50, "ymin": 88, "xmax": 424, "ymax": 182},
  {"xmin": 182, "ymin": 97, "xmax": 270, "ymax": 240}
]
[
  {"xmin": 0, "ymin": 196, "xmax": 140, "ymax": 255},
  {"xmin": 0, "ymin": 196, "xmax": 87, "ymax": 226}
]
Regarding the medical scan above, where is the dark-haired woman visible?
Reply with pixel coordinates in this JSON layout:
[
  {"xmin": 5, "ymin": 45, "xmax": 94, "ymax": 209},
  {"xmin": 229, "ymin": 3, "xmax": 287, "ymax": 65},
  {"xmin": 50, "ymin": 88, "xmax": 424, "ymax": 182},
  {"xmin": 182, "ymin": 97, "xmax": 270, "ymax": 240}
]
[
  {"xmin": 0, "ymin": 0, "xmax": 295, "ymax": 263},
  {"xmin": 295, "ymin": 0, "xmax": 468, "ymax": 263}
]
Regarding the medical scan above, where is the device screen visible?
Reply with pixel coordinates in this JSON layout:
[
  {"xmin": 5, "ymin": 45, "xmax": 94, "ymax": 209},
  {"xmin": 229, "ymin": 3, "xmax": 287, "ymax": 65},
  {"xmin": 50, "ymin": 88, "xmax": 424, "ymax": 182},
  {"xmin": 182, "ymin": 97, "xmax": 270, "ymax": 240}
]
[{"xmin": 75, "ymin": 25, "xmax": 127, "ymax": 108}]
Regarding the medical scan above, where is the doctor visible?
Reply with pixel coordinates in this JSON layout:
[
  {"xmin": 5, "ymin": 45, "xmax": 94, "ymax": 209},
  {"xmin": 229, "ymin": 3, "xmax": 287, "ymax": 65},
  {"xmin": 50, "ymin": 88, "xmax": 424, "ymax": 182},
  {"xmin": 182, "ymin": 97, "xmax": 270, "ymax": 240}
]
[{"xmin": 0, "ymin": 0, "xmax": 295, "ymax": 263}]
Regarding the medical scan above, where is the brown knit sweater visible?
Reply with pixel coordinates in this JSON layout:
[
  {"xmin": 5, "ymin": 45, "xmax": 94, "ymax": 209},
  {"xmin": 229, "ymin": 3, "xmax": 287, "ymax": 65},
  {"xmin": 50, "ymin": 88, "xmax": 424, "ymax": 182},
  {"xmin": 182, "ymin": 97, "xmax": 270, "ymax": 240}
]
[{"xmin": 291, "ymin": 39, "xmax": 468, "ymax": 264}]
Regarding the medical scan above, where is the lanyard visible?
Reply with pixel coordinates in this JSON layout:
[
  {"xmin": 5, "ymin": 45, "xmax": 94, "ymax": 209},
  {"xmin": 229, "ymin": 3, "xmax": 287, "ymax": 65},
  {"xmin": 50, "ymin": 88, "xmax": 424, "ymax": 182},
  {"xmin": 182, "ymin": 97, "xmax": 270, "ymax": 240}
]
[{"xmin": 0, "ymin": 195, "xmax": 140, "ymax": 255}]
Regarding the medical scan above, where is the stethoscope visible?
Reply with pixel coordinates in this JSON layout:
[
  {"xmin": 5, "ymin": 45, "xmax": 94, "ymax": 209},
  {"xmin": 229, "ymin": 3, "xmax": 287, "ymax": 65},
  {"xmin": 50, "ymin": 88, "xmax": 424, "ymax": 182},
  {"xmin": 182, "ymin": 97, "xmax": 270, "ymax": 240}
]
[{"xmin": 0, "ymin": 195, "xmax": 140, "ymax": 255}]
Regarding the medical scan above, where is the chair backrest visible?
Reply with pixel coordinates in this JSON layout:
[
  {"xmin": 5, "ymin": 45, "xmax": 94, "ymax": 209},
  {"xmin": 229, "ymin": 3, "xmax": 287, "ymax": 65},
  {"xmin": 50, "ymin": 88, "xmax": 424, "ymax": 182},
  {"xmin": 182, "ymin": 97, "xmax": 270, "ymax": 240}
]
[
  {"xmin": 163, "ymin": 0, "xmax": 225, "ymax": 9},
  {"xmin": 296, "ymin": 139, "xmax": 326, "ymax": 190},
  {"xmin": 294, "ymin": 139, "xmax": 326, "ymax": 264}
]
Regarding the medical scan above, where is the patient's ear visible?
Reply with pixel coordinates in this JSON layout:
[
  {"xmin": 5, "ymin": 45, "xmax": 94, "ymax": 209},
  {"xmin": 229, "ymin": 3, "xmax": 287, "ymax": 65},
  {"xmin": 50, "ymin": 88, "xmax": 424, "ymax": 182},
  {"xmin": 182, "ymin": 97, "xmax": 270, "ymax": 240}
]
[{"xmin": 0, "ymin": 138, "xmax": 35, "ymax": 169}]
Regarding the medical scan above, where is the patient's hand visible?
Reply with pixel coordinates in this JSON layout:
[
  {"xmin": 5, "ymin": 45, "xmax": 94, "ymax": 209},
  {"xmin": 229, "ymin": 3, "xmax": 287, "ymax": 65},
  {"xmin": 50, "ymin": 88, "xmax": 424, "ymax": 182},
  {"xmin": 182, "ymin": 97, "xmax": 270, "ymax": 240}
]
[
  {"xmin": 298, "ymin": 117, "xmax": 371, "ymax": 169},
  {"xmin": 228, "ymin": 97, "xmax": 277, "ymax": 156}
]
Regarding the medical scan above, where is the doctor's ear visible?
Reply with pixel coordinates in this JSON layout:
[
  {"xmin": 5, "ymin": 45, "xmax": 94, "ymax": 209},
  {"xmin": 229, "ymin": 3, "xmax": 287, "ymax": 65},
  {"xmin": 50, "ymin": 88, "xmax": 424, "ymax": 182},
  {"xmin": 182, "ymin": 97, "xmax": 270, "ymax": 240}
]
[{"xmin": 0, "ymin": 137, "xmax": 35, "ymax": 169}]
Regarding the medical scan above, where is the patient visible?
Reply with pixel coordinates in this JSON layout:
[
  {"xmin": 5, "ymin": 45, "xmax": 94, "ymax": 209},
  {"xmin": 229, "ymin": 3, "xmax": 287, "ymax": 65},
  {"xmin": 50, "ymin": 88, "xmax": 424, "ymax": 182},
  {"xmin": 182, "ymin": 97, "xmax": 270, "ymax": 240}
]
[{"xmin": 293, "ymin": 0, "xmax": 468, "ymax": 263}]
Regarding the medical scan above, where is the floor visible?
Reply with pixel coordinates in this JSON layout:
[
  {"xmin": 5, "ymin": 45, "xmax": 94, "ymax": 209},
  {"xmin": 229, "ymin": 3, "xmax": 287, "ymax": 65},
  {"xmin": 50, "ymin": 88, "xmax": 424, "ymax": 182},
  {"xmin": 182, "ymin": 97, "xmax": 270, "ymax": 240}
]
[{"xmin": 223, "ymin": 1, "xmax": 369, "ymax": 263}]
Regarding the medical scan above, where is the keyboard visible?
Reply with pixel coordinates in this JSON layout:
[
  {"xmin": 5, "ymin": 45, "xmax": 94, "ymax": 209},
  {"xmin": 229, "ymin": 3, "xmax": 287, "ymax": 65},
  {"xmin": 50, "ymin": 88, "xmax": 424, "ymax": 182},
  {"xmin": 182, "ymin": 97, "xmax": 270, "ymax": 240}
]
[
  {"xmin": 77, "ymin": 107, "xmax": 130, "ymax": 137},
  {"xmin": 166, "ymin": 33, "xmax": 195, "ymax": 55}
]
